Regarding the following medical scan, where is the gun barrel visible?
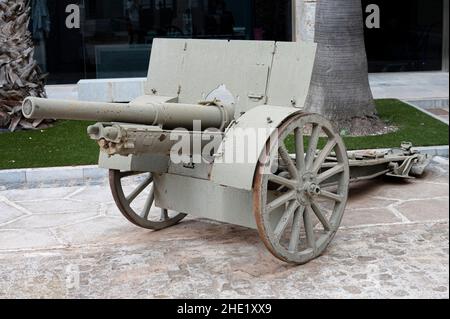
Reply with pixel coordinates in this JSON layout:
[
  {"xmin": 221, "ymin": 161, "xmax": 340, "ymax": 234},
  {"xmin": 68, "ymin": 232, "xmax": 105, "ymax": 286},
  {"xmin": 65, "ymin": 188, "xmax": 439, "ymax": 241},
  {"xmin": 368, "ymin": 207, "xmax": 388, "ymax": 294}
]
[{"xmin": 22, "ymin": 97, "xmax": 233, "ymax": 130}]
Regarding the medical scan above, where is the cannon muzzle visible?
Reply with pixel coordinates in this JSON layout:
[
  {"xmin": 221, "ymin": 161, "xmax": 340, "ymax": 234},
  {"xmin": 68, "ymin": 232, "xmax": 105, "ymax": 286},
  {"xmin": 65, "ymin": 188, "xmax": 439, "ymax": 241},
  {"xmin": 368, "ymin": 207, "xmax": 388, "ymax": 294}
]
[{"xmin": 22, "ymin": 97, "xmax": 234, "ymax": 130}]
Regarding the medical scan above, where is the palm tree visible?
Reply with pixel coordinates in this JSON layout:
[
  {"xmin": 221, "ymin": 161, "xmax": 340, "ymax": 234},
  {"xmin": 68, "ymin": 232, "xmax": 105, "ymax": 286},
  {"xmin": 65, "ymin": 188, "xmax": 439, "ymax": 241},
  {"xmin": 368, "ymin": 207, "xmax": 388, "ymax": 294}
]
[
  {"xmin": 0, "ymin": 0, "xmax": 47, "ymax": 131},
  {"xmin": 305, "ymin": 0, "xmax": 379, "ymax": 133}
]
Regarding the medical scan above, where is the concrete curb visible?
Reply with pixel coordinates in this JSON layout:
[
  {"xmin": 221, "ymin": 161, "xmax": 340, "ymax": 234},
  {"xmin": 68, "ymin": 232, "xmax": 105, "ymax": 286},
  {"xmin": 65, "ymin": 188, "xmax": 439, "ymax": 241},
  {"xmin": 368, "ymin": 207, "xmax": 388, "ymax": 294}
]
[
  {"xmin": 0, "ymin": 146, "xmax": 448, "ymax": 189},
  {"xmin": 0, "ymin": 165, "xmax": 109, "ymax": 189},
  {"xmin": 402, "ymin": 99, "xmax": 449, "ymax": 125}
]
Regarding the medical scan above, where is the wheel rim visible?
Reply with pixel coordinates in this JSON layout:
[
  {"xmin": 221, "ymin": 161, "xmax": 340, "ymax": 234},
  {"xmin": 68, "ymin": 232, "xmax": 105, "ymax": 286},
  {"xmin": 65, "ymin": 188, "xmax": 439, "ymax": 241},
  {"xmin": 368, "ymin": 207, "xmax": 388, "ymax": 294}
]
[
  {"xmin": 110, "ymin": 170, "xmax": 187, "ymax": 230},
  {"xmin": 253, "ymin": 114, "xmax": 350, "ymax": 264}
]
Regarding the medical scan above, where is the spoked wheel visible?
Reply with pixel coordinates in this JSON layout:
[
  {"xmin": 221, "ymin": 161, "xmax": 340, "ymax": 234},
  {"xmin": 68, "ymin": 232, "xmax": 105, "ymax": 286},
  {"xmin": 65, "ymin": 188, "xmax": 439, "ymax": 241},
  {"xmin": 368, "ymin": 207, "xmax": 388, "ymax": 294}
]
[
  {"xmin": 110, "ymin": 170, "xmax": 187, "ymax": 230},
  {"xmin": 253, "ymin": 113, "xmax": 350, "ymax": 264}
]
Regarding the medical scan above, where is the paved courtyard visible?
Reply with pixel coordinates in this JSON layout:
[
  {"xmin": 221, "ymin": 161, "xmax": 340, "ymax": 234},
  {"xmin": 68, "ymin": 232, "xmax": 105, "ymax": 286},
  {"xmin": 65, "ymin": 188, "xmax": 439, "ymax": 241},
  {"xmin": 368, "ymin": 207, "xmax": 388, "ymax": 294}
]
[{"xmin": 0, "ymin": 157, "xmax": 448, "ymax": 299}]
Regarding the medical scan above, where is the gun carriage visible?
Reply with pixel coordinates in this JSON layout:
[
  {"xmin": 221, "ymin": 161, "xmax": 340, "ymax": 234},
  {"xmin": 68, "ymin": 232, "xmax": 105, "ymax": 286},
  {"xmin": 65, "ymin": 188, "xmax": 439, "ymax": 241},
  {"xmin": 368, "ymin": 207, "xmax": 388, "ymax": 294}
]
[{"xmin": 23, "ymin": 39, "xmax": 430, "ymax": 264}]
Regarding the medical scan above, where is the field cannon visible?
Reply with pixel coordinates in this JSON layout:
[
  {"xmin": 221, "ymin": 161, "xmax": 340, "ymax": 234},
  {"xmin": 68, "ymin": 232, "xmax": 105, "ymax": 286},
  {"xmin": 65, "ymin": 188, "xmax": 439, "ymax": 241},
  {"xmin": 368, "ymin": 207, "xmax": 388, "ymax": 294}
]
[{"xmin": 23, "ymin": 39, "xmax": 431, "ymax": 264}]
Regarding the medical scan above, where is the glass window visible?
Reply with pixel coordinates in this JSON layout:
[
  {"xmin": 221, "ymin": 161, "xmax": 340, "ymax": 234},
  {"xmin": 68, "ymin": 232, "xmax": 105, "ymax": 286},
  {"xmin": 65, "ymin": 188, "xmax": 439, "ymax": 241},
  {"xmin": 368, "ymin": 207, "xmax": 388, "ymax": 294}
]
[
  {"xmin": 363, "ymin": 0, "xmax": 444, "ymax": 72},
  {"xmin": 30, "ymin": 0, "xmax": 292, "ymax": 84}
]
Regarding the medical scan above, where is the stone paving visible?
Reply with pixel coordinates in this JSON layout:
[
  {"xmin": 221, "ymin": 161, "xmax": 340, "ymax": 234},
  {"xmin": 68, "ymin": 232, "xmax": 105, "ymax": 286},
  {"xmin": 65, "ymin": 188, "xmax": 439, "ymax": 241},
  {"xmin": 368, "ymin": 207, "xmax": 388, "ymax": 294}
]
[
  {"xmin": 369, "ymin": 72, "xmax": 449, "ymax": 101},
  {"xmin": 406, "ymin": 99, "xmax": 450, "ymax": 124},
  {"xmin": 0, "ymin": 158, "xmax": 448, "ymax": 299}
]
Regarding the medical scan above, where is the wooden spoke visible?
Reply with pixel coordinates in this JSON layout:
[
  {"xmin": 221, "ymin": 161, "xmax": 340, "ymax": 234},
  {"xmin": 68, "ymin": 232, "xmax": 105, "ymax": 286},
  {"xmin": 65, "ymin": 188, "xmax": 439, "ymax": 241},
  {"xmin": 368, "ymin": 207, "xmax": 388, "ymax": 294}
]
[
  {"xmin": 120, "ymin": 171, "xmax": 142, "ymax": 179},
  {"xmin": 110, "ymin": 170, "xmax": 187, "ymax": 230},
  {"xmin": 126, "ymin": 177, "xmax": 153, "ymax": 203},
  {"xmin": 274, "ymin": 172, "xmax": 292, "ymax": 192},
  {"xmin": 305, "ymin": 124, "xmax": 321, "ymax": 170},
  {"xmin": 317, "ymin": 164, "xmax": 345, "ymax": 184},
  {"xmin": 319, "ymin": 190, "xmax": 344, "ymax": 203},
  {"xmin": 312, "ymin": 138, "xmax": 337, "ymax": 173},
  {"xmin": 266, "ymin": 190, "xmax": 296, "ymax": 213},
  {"xmin": 142, "ymin": 186, "xmax": 155, "ymax": 219},
  {"xmin": 295, "ymin": 128, "xmax": 305, "ymax": 174},
  {"xmin": 253, "ymin": 113, "xmax": 349, "ymax": 264},
  {"xmin": 289, "ymin": 205, "xmax": 306, "ymax": 252},
  {"xmin": 268, "ymin": 174, "xmax": 298, "ymax": 189},
  {"xmin": 311, "ymin": 201, "xmax": 331, "ymax": 231},
  {"xmin": 161, "ymin": 209, "xmax": 169, "ymax": 221},
  {"xmin": 274, "ymin": 201, "xmax": 299, "ymax": 241},
  {"xmin": 304, "ymin": 205, "xmax": 316, "ymax": 249},
  {"xmin": 279, "ymin": 143, "xmax": 299, "ymax": 180}
]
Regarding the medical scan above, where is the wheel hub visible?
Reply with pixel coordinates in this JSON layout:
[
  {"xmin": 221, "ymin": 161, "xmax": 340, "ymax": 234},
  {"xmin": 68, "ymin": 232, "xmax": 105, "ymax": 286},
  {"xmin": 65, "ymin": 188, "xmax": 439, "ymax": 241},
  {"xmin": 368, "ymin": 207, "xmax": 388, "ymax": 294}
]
[
  {"xmin": 296, "ymin": 172, "xmax": 321, "ymax": 204},
  {"xmin": 305, "ymin": 183, "xmax": 321, "ymax": 196}
]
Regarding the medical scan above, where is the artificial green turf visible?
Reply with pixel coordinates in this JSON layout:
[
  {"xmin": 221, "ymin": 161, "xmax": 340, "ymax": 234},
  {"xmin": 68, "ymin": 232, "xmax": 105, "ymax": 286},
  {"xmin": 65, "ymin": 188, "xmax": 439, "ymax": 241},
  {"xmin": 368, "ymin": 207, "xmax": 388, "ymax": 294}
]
[
  {"xmin": 0, "ymin": 120, "xmax": 98, "ymax": 170},
  {"xmin": 0, "ymin": 99, "xmax": 448, "ymax": 170},
  {"xmin": 285, "ymin": 99, "xmax": 449, "ymax": 153},
  {"xmin": 342, "ymin": 99, "xmax": 449, "ymax": 150}
]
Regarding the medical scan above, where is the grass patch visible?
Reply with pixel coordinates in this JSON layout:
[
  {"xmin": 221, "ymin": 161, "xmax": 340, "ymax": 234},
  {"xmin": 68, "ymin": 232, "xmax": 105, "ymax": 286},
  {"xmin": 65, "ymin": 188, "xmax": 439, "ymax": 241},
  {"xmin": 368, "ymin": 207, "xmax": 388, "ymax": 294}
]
[
  {"xmin": 285, "ymin": 99, "xmax": 448, "ymax": 152},
  {"xmin": 341, "ymin": 99, "xmax": 448, "ymax": 150},
  {"xmin": 0, "ymin": 120, "xmax": 98, "ymax": 170},
  {"xmin": 0, "ymin": 99, "xmax": 448, "ymax": 170}
]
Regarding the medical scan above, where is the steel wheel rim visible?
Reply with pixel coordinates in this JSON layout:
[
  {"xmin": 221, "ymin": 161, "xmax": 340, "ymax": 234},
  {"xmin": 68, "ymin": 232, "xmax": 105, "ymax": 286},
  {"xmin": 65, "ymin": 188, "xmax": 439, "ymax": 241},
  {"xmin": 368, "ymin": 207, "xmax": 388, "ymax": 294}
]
[
  {"xmin": 110, "ymin": 170, "xmax": 187, "ymax": 230},
  {"xmin": 254, "ymin": 114, "xmax": 350, "ymax": 264}
]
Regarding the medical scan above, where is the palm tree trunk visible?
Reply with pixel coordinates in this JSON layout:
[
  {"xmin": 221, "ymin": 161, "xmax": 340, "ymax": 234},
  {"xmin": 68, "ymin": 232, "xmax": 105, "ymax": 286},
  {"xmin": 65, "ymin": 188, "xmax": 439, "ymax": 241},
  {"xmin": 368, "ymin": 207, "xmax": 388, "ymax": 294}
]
[
  {"xmin": 305, "ymin": 0, "xmax": 377, "ymax": 128},
  {"xmin": 0, "ymin": 0, "xmax": 47, "ymax": 131}
]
